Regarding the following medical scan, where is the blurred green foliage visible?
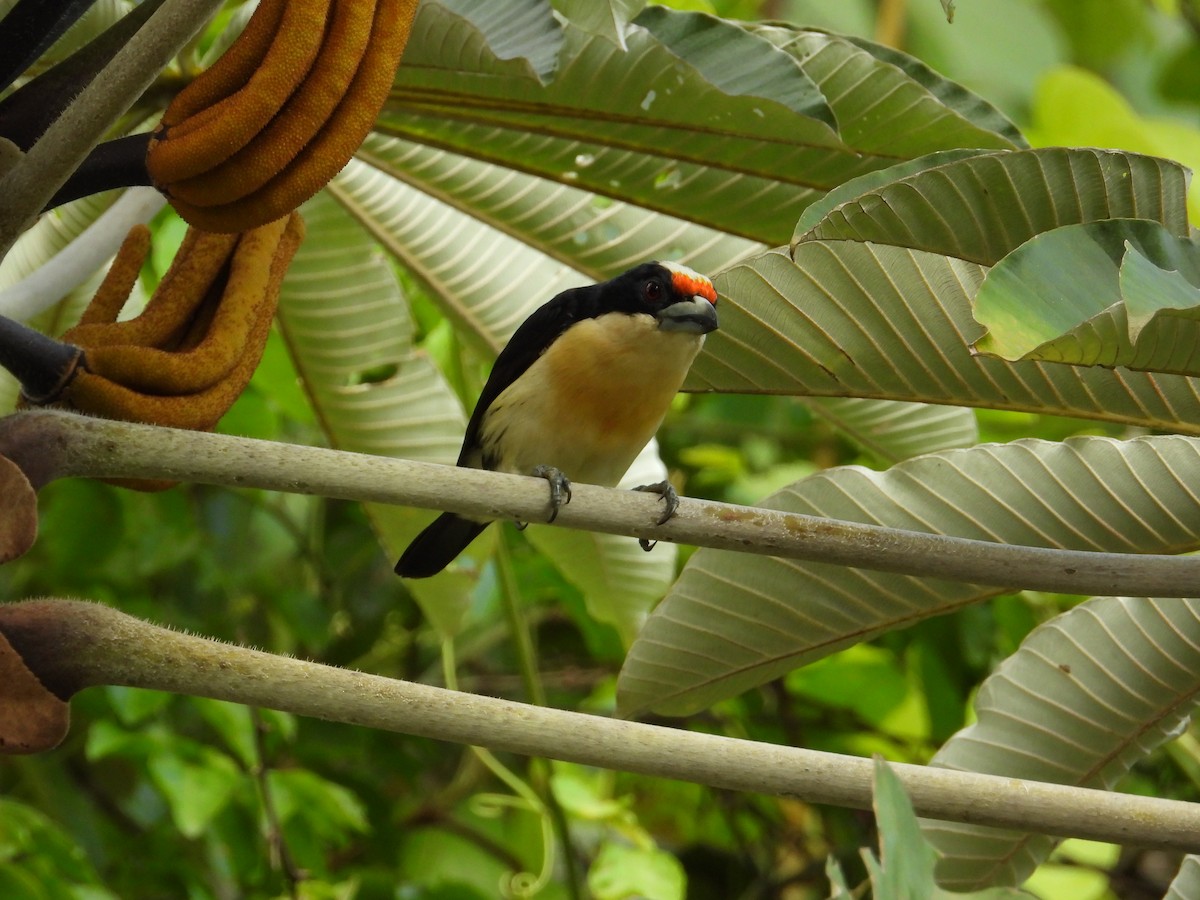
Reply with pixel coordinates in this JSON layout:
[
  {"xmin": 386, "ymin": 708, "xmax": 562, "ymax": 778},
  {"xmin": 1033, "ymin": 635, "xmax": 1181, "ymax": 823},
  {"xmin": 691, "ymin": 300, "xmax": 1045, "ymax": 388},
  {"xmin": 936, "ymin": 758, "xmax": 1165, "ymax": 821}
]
[{"xmin": 3, "ymin": 1, "xmax": 1199, "ymax": 898}]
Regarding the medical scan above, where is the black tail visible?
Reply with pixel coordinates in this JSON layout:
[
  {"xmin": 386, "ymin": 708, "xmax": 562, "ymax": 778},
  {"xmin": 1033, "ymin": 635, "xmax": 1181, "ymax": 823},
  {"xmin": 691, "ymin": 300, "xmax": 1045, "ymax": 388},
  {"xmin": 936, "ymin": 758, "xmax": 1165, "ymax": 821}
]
[{"xmin": 394, "ymin": 513, "xmax": 489, "ymax": 578}]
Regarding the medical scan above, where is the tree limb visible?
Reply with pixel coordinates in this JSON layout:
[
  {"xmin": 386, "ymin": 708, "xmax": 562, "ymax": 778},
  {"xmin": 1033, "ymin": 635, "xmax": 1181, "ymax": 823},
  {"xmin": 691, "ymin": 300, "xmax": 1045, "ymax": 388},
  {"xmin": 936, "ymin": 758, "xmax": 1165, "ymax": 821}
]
[
  {"xmin": 3, "ymin": 597, "xmax": 1198, "ymax": 853},
  {"xmin": 3, "ymin": 408, "xmax": 1200, "ymax": 597}
]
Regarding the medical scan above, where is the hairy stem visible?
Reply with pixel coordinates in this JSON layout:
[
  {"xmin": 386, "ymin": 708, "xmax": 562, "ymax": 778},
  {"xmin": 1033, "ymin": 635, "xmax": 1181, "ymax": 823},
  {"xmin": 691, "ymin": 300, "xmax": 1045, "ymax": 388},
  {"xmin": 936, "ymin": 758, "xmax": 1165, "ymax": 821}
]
[
  {"xmin": 4, "ymin": 408, "xmax": 1200, "ymax": 598},
  {"xmin": 6, "ymin": 598, "xmax": 1200, "ymax": 853}
]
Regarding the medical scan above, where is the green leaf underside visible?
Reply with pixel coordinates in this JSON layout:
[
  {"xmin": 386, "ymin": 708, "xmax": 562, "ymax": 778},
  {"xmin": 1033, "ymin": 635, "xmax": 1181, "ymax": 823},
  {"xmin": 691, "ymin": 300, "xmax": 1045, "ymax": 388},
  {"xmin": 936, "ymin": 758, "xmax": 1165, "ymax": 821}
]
[
  {"xmin": 277, "ymin": 192, "xmax": 473, "ymax": 636},
  {"xmin": 805, "ymin": 396, "xmax": 978, "ymax": 463},
  {"xmin": 617, "ymin": 435, "xmax": 1200, "ymax": 716},
  {"xmin": 973, "ymin": 219, "xmax": 1200, "ymax": 375},
  {"xmin": 872, "ymin": 760, "xmax": 940, "ymax": 898},
  {"xmin": 687, "ymin": 249, "xmax": 1200, "ymax": 435},
  {"xmin": 794, "ymin": 148, "xmax": 1190, "ymax": 266},
  {"xmin": 921, "ymin": 596, "xmax": 1200, "ymax": 890},
  {"xmin": 349, "ymin": 133, "xmax": 760, "ymax": 350},
  {"xmin": 385, "ymin": 6, "xmax": 1019, "ymax": 245},
  {"xmin": 524, "ymin": 441, "xmax": 676, "ymax": 644}
]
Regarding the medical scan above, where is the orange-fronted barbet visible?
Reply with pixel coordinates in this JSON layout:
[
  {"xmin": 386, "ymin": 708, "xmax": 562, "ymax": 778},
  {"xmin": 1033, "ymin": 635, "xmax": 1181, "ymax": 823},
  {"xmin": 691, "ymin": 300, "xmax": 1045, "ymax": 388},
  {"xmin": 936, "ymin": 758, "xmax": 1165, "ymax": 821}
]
[{"xmin": 395, "ymin": 261, "xmax": 719, "ymax": 578}]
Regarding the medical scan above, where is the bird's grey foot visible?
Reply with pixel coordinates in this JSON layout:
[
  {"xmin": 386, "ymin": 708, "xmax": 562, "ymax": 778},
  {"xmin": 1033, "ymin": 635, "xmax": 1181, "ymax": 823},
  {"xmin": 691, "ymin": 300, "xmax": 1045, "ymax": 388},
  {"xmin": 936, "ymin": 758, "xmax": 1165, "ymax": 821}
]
[
  {"xmin": 634, "ymin": 480, "xmax": 679, "ymax": 551},
  {"xmin": 531, "ymin": 464, "xmax": 572, "ymax": 523}
]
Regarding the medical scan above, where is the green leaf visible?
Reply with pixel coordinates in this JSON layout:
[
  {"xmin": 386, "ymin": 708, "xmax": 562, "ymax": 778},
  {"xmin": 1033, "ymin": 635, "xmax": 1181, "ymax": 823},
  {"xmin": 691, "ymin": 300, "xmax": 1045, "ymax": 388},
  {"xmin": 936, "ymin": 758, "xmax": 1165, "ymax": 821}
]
[
  {"xmin": 147, "ymin": 748, "xmax": 243, "ymax": 839},
  {"xmin": 588, "ymin": 843, "xmax": 686, "ymax": 900},
  {"xmin": 191, "ymin": 698, "xmax": 257, "ymax": 770},
  {"xmin": 431, "ymin": 0, "xmax": 564, "ymax": 82},
  {"xmin": 972, "ymin": 219, "xmax": 1200, "ymax": 375},
  {"xmin": 524, "ymin": 441, "xmax": 676, "ymax": 644},
  {"xmin": 551, "ymin": 0, "xmax": 646, "ymax": 50},
  {"xmin": 103, "ymin": 686, "xmax": 171, "ymax": 727},
  {"xmin": 791, "ymin": 148, "xmax": 992, "ymax": 240},
  {"xmin": 269, "ymin": 769, "xmax": 369, "ymax": 841},
  {"xmin": 805, "ymin": 397, "xmax": 978, "ymax": 463},
  {"xmin": 278, "ymin": 191, "xmax": 471, "ymax": 636},
  {"xmin": 871, "ymin": 759, "xmax": 940, "ymax": 899},
  {"xmin": 635, "ymin": 7, "xmax": 835, "ymax": 127},
  {"xmin": 617, "ymin": 435, "xmax": 1200, "ymax": 716},
  {"xmin": 921, "ymin": 595, "xmax": 1200, "ymax": 889},
  {"xmin": 688, "ymin": 248, "xmax": 1200, "ymax": 435},
  {"xmin": 1025, "ymin": 66, "xmax": 1200, "ymax": 222},
  {"xmin": 384, "ymin": 7, "xmax": 1019, "ymax": 245},
  {"xmin": 794, "ymin": 148, "xmax": 1190, "ymax": 266},
  {"xmin": 352, "ymin": 132, "xmax": 759, "ymax": 321}
]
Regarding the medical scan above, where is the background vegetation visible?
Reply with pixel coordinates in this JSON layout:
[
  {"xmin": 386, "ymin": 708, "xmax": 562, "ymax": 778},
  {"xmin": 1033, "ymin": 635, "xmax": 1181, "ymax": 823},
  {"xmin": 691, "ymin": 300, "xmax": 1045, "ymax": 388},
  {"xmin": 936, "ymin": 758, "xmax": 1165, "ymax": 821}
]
[{"xmin": 2, "ymin": 0, "xmax": 1200, "ymax": 898}]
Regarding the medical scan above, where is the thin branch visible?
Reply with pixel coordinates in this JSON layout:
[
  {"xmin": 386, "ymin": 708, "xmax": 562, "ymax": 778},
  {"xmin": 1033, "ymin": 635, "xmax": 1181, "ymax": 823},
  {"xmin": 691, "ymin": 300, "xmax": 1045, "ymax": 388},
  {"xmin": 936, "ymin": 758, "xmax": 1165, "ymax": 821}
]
[
  {"xmin": 6, "ymin": 598, "xmax": 1200, "ymax": 853},
  {"xmin": 4, "ymin": 409, "xmax": 1200, "ymax": 599},
  {"xmin": 0, "ymin": 0, "xmax": 224, "ymax": 257}
]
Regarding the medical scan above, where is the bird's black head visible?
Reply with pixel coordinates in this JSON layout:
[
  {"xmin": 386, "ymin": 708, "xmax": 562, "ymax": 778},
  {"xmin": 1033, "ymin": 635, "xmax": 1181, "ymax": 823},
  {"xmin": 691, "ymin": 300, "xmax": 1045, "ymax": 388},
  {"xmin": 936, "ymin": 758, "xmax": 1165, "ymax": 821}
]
[{"xmin": 587, "ymin": 262, "xmax": 719, "ymax": 334}]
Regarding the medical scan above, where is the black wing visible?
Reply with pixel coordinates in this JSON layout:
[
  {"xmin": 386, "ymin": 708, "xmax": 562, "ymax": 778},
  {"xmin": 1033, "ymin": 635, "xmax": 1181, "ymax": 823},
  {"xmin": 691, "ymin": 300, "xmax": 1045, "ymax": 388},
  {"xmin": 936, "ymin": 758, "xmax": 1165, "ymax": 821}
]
[{"xmin": 457, "ymin": 285, "xmax": 594, "ymax": 467}]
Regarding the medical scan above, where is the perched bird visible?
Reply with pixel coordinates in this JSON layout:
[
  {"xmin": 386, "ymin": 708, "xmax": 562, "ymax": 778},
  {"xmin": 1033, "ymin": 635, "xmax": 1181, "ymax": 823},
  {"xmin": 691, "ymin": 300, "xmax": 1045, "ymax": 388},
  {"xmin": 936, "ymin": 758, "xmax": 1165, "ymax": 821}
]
[{"xmin": 394, "ymin": 261, "xmax": 719, "ymax": 578}]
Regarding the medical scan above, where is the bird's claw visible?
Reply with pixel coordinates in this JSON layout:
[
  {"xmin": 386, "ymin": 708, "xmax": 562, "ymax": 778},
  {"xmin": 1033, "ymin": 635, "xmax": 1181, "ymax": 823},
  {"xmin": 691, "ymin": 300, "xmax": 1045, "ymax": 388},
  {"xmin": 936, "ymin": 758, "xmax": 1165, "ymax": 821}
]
[
  {"xmin": 634, "ymin": 480, "xmax": 679, "ymax": 552},
  {"xmin": 531, "ymin": 464, "xmax": 572, "ymax": 523}
]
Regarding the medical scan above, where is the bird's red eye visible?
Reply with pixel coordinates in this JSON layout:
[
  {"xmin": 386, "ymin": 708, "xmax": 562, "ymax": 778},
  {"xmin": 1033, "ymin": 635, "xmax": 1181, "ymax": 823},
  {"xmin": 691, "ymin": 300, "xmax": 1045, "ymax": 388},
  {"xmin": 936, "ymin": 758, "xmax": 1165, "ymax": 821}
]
[{"xmin": 643, "ymin": 280, "xmax": 663, "ymax": 302}]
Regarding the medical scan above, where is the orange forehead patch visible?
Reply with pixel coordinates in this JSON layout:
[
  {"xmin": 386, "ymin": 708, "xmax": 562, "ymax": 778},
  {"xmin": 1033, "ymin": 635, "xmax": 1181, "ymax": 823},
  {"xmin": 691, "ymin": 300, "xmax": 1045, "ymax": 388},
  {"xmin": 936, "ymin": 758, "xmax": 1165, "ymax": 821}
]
[{"xmin": 661, "ymin": 261, "xmax": 717, "ymax": 304}]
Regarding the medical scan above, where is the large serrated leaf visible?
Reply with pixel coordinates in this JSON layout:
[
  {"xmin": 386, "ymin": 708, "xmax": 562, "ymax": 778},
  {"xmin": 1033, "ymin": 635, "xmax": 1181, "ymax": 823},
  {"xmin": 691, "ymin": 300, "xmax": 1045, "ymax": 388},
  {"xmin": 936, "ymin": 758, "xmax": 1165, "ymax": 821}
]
[
  {"xmin": 750, "ymin": 25, "xmax": 1021, "ymax": 155},
  {"xmin": 805, "ymin": 397, "xmax": 978, "ymax": 463},
  {"xmin": 972, "ymin": 219, "xmax": 1200, "ymax": 375},
  {"xmin": 352, "ymin": 133, "xmax": 761, "ymax": 289},
  {"xmin": 688, "ymin": 248, "xmax": 1200, "ymax": 435},
  {"xmin": 328, "ymin": 153, "xmax": 584, "ymax": 354},
  {"xmin": 384, "ymin": 7, "xmax": 1020, "ymax": 245},
  {"xmin": 920, "ymin": 595, "xmax": 1200, "ymax": 890},
  {"xmin": 794, "ymin": 149, "xmax": 1190, "ymax": 265},
  {"xmin": 277, "ymin": 192, "xmax": 471, "ymax": 636},
  {"xmin": 616, "ymin": 436, "xmax": 1200, "ymax": 717}
]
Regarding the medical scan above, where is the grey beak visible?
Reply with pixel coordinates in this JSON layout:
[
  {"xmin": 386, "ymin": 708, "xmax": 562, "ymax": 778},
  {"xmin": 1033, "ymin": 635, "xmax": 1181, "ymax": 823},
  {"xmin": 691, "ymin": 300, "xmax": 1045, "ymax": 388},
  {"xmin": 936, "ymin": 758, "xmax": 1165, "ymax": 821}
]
[{"xmin": 656, "ymin": 296, "xmax": 719, "ymax": 334}]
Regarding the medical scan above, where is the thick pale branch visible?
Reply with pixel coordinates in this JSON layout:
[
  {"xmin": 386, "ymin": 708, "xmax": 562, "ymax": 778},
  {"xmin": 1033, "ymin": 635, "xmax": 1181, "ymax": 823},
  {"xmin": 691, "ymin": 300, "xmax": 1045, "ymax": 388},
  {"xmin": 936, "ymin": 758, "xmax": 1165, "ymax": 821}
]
[
  {"xmin": 6, "ymin": 598, "xmax": 1200, "ymax": 852},
  {"xmin": 3, "ymin": 409, "xmax": 1200, "ymax": 597}
]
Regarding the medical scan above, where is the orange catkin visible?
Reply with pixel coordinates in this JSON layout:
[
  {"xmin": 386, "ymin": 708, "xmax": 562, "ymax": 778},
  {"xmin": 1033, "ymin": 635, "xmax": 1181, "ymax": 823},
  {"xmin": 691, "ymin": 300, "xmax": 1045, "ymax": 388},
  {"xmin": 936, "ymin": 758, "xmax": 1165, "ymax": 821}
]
[
  {"xmin": 147, "ymin": 0, "xmax": 333, "ymax": 184},
  {"xmin": 151, "ymin": 0, "xmax": 418, "ymax": 233}
]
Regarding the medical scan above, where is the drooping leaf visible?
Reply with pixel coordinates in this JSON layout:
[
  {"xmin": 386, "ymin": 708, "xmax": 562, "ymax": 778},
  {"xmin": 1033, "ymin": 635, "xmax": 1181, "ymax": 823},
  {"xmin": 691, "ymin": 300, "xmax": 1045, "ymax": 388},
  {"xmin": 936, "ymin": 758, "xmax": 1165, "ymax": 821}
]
[
  {"xmin": 921, "ymin": 595, "xmax": 1200, "ymax": 890},
  {"xmin": 617, "ymin": 435, "xmax": 1200, "ymax": 716},
  {"xmin": 383, "ymin": 5, "xmax": 1020, "ymax": 246},
  {"xmin": 688, "ymin": 247, "xmax": 1200, "ymax": 435},
  {"xmin": 791, "ymin": 148, "xmax": 992, "ymax": 240},
  {"xmin": 972, "ymin": 219, "xmax": 1200, "ymax": 375},
  {"xmin": 794, "ymin": 148, "xmax": 1190, "ymax": 265}
]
